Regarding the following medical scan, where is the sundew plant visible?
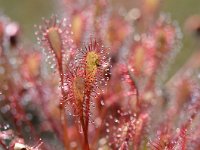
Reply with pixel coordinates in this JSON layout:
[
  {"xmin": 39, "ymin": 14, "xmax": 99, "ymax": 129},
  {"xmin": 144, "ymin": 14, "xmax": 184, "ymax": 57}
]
[{"xmin": 0, "ymin": 0, "xmax": 200, "ymax": 150}]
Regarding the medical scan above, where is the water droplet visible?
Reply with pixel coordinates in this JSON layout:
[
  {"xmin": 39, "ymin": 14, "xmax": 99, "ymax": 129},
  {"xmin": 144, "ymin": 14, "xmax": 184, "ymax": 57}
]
[
  {"xmin": 114, "ymin": 119, "xmax": 119, "ymax": 123},
  {"xmin": 117, "ymin": 110, "xmax": 121, "ymax": 114},
  {"xmin": 50, "ymin": 64, "xmax": 56, "ymax": 69},
  {"xmin": 78, "ymin": 124, "xmax": 83, "ymax": 134},
  {"xmin": 100, "ymin": 100, "xmax": 105, "ymax": 106},
  {"xmin": 116, "ymin": 134, "xmax": 121, "ymax": 138},
  {"xmin": 3, "ymin": 124, "xmax": 10, "ymax": 130}
]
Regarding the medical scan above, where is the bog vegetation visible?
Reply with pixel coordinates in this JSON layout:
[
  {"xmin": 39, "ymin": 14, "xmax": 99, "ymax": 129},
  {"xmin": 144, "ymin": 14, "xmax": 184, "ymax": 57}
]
[{"xmin": 0, "ymin": 0, "xmax": 200, "ymax": 150}]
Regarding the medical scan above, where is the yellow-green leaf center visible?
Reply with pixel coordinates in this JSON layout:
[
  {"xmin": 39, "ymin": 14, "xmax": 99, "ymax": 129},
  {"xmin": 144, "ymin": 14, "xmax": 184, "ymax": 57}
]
[{"xmin": 86, "ymin": 51, "xmax": 99, "ymax": 78}]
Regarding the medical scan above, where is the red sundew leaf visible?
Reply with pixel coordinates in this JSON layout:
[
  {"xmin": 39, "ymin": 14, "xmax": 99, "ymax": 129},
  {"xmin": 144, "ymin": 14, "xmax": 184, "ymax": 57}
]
[
  {"xmin": 63, "ymin": 64, "xmax": 85, "ymax": 119},
  {"xmin": 35, "ymin": 15, "xmax": 73, "ymax": 71},
  {"xmin": 75, "ymin": 38, "xmax": 110, "ymax": 95},
  {"xmin": 106, "ymin": 109, "xmax": 149, "ymax": 149},
  {"xmin": 20, "ymin": 52, "xmax": 42, "ymax": 80},
  {"xmin": 71, "ymin": 11, "xmax": 86, "ymax": 46},
  {"xmin": 64, "ymin": 39, "xmax": 110, "ymax": 127},
  {"xmin": 106, "ymin": 15, "xmax": 131, "ymax": 53}
]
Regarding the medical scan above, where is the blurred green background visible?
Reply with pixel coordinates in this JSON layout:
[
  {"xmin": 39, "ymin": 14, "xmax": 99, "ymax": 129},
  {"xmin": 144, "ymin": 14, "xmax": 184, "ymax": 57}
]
[
  {"xmin": 163, "ymin": 0, "xmax": 200, "ymax": 77},
  {"xmin": 0, "ymin": 0, "xmax": 200, "ymax": 78},
  {"xmin": 0, "ymin": 0, "xmax": 55, "ymax": 39}
]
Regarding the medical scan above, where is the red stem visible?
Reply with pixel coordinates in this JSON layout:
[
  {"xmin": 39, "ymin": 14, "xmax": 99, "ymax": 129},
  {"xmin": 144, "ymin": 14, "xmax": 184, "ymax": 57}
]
[
  {"xmin": 83, "ymin": 89, "xmax": 90, "ymax": 150},
  {"xmin": 58, "ymin": 63, "xmax": 69, "ymax": 150}
]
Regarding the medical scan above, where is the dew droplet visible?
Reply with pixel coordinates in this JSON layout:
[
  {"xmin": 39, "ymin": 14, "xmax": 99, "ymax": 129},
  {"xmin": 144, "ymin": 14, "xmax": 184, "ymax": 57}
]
[
  {"xmin": 78, "ymin": 124, "xmax": 83, "ymax": 134},
  {"xmin": 100, "ymin": 100, "xmax": 105, "ymax": 106},
  {"xmin": 116, "ymin": 134, "xmax": 121, "ymax": 138},
  {"xmin": 114, "ymin": 119, "xmax": 119, "ymax": 123},
  {"xmin": 105, "ymin": 123, "xmax": 109, "ymax": 127}
]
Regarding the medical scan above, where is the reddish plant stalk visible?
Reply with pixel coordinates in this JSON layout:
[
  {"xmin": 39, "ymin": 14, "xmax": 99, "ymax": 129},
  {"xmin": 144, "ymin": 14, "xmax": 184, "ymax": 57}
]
[
  {"xmin": 180, "ymin": 112, "xmax": 196, "ymax": 150},
  {"xmin": 36, "ymin": 16, "xmax": 71, "ymax": 149},
  {"xmin": 58, "ymin": 63, "xmax": 69, "ymax": 150},
  {"xmin": 83, "ymin": 88, "xmax": 91, "ymax": 150},
  {"xmin": 80, "ymin": 113, "xmax": 87, "ymax": 149}
]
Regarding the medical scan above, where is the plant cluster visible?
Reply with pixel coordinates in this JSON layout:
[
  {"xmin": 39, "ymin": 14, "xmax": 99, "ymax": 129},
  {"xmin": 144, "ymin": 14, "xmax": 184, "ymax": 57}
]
[{"xmin": 0, "ymin": 0, "xmax": 200, "ymax": 150}]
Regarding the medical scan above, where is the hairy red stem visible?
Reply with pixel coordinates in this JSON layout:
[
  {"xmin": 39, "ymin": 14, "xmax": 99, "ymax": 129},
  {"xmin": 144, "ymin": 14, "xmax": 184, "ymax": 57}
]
[{"xmin": 58, "ymin": 63, "xmax": 69, "ymax": 150}]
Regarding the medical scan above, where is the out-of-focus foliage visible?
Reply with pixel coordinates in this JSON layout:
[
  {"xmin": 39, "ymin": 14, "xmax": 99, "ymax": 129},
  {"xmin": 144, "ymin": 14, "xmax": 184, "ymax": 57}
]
[{"xmin": 0, "ymin": 0, "xmax": 200, "ymax": 150}]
